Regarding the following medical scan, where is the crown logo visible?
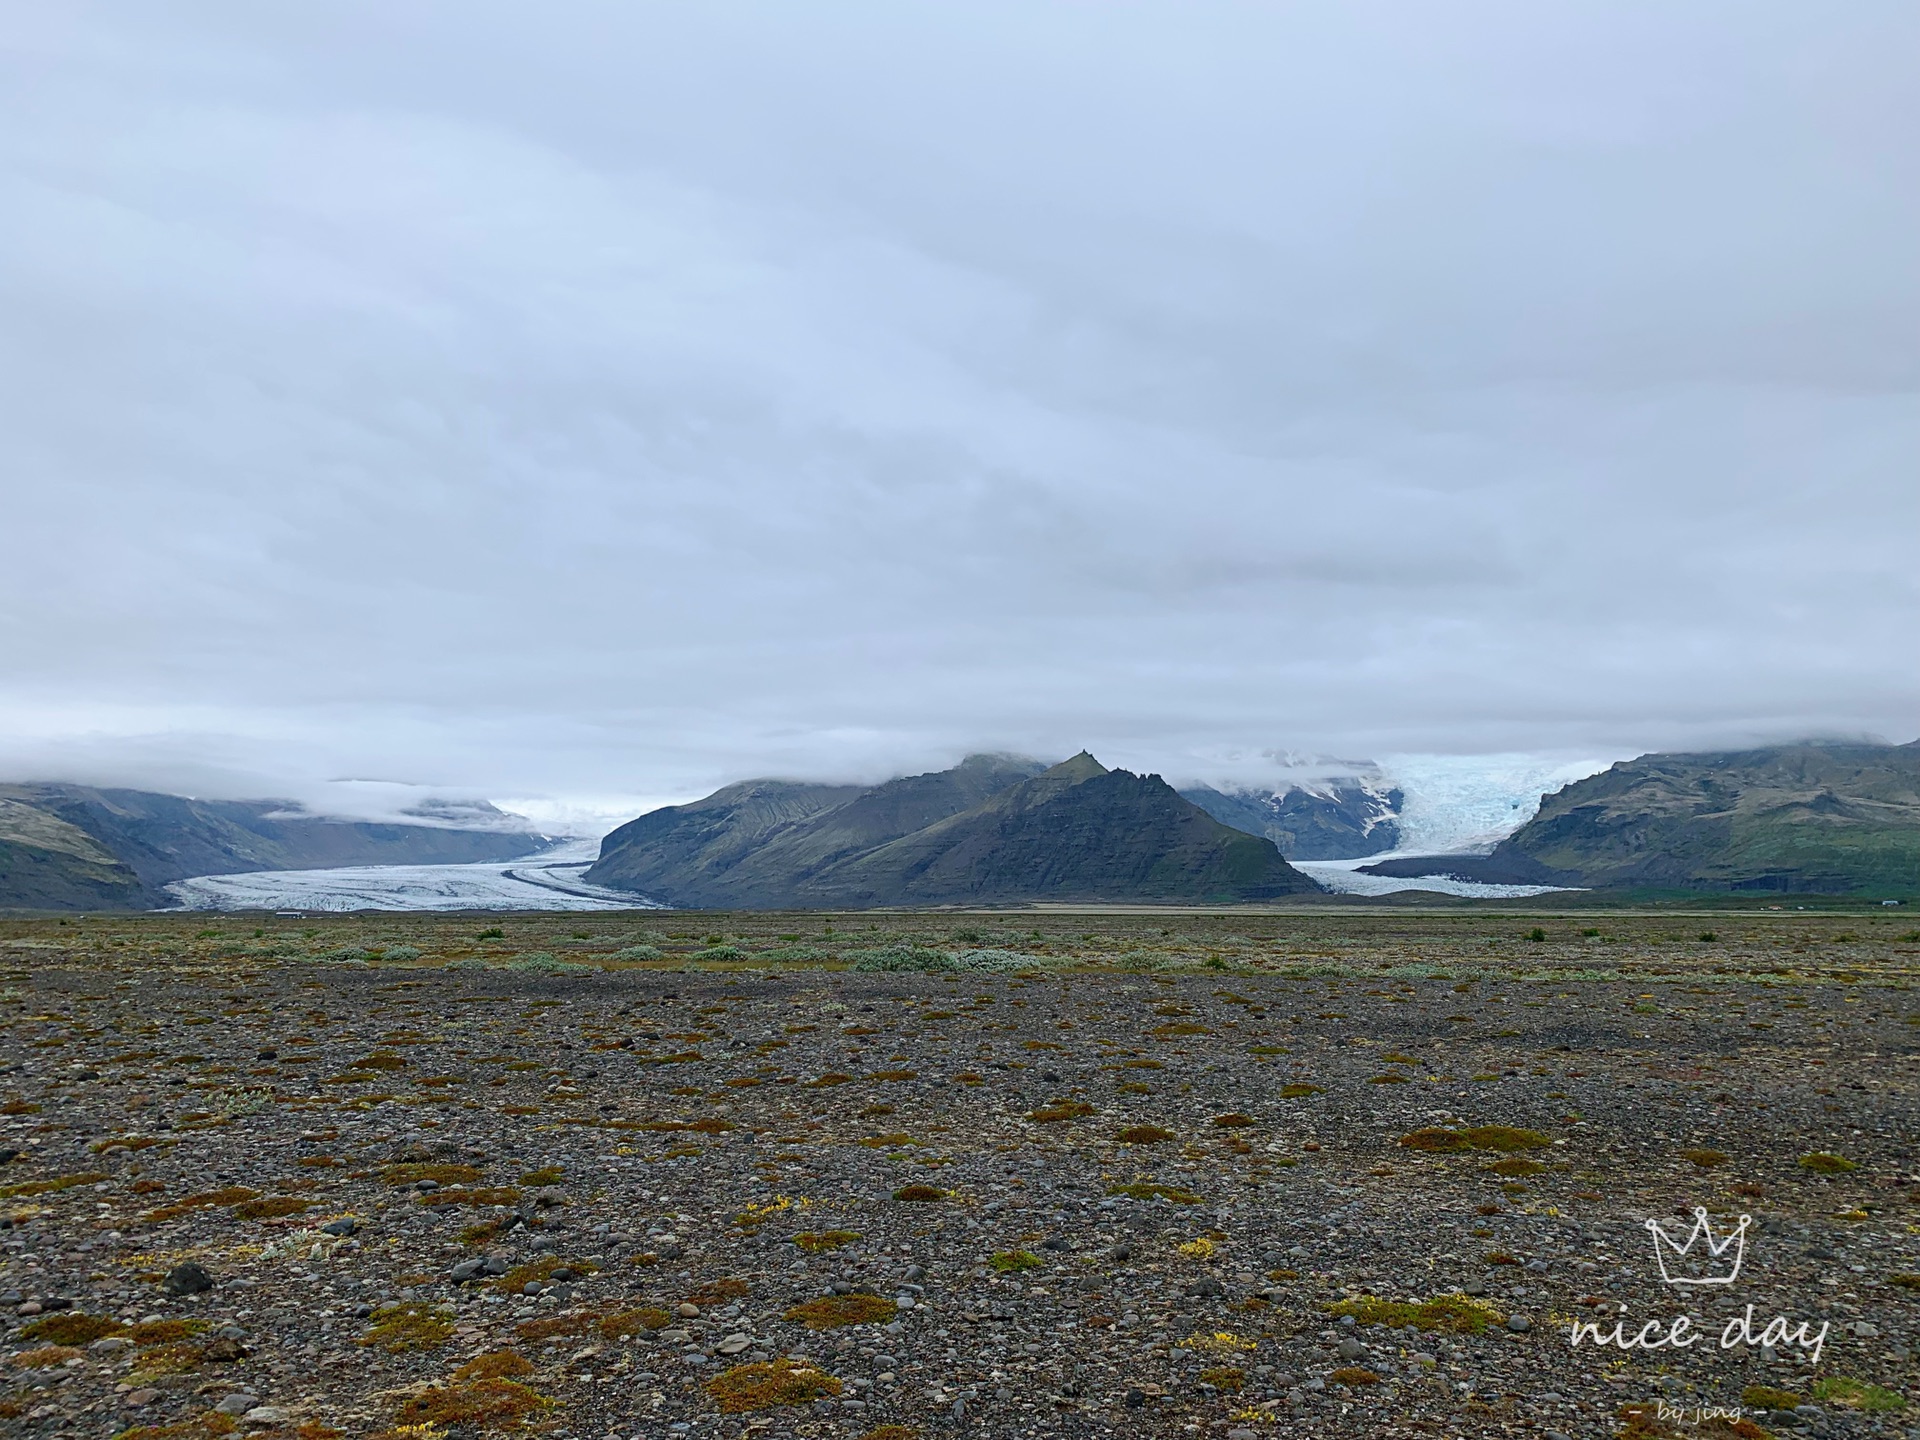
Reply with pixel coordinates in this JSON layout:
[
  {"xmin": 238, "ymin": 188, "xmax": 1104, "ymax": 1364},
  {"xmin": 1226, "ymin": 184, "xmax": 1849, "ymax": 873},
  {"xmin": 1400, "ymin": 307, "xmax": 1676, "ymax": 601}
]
[{"xmin": 1645, "ymin": 1207, "xmax": 1750, "ymax": 1287}]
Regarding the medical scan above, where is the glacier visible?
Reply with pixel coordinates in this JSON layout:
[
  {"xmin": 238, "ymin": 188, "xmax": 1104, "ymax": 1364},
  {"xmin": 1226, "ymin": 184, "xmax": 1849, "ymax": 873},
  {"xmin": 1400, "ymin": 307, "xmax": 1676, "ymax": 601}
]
[
  {"xmin": 164, "ymin": 838, "xmax": 663, "ymax": 913},
  {"xmin": 1289, "ymin": 856, "xmax": 1576, "ymax": 899}
]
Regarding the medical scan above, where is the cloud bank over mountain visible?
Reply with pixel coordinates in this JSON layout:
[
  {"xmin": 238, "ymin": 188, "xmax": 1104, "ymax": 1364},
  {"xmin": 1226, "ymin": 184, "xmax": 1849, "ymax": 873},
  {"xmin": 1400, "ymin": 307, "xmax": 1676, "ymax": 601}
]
[{"xmin": 3, "ymin": 3, "xmax": 1915, "ymax": 814}]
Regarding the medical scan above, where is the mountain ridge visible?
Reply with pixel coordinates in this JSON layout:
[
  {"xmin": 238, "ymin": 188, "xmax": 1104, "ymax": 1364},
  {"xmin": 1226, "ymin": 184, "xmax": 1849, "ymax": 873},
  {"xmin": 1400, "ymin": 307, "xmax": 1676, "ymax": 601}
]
[
  {"xmin": 0, "ymin": 783, "xmax": 553, "ymax": 911},
  {"xmin": 1457, "ymin": 740, "xmax": 1920, "ymax": 893},
  {"xmin": 587, "ymin": 752, "xmax": 1322, "ymax": 907}
]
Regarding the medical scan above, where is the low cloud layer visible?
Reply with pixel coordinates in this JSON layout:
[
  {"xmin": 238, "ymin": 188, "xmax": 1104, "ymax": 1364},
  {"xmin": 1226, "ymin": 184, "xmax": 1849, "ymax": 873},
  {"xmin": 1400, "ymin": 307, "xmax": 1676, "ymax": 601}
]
[{"xmin": 3, "ymin": 3, "xmax": 1915, "ymax": 820}]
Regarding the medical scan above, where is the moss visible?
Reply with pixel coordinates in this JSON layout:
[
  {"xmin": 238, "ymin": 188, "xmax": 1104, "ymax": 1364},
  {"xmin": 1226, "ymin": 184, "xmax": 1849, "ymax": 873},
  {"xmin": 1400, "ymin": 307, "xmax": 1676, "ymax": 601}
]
[
  {"xmin": 688, "ymin": 1277, "xmax": 753, "ymax": 1307},
  {"xmin": 1888, "ymin": 1273, "xmax": 1920, "ymax": 1291},
  {"xmin": 1278, "ymin": 1083, "xmax": 1323, "ymax": 1098},
  {"xmin": 858, "ymin": 1428, "xmax": 919, "ymax": 1440},
  {"xmin": 1198, "ymin": 1366, "xmax": 1245, "ymax": 1391},
  {"xmin": 128, "ymin": 1319, "xmax": 205, "ymax": 1345},
  {"xmin": 12, "ymin": 1344, "xmax": 83, "ymax": 1368},
  {"xmin": 358, "ymin": 1303, "xmax": 456, "ymax": 1353},
  {"xmin": 1105, "ymin": 1182, "xmax": 1202, "ymax": 1204},
  {"xmin": 518, "ymin": 1166, "xmax": 564, "ymax": 1185},
  {"xmin": 706, "ymin": 1357, "xmax": 842, "ymax": 1413},
  {"xmin": 989, "ymin": 1251, "xmax": 1044, "ymax": 1272},
  {"xmin": 891, "ymin": 1185, "xmax": 945, "ymax": 1202},
  {"xmin": 1399, "ymin": 1127, "xmax": 1471, "ymax": 1153},
  {"xmin": 1488, "ymin": 1159, "xmax": 1546, "ymax": 1178},
  {"xmin": 452, "ymin": 1352, "xmax": 535, "ymax": 1381},
  {"xmin": 1462, "ymin": 1126, "xmax": 1551, "ymax": 1152},
  {"xmin": 1810, "ymin": 1376, "xmax": 1906, "ymax": 1412},
  {"xmin": 1366, "ymin": 1073, "xmax": 1412, "ymax": 1084},
  {"xmin": 793, "ymin": 1230, "xmax": 860, "ymax": 1253},
  {"xmin": 1619, "ymin": 1402, "xmax": 1770, "ymax": 1439},
  {"xmin": 1210, "ymin": 1113, "xmax": 1255, "ymax": 1128},
  {"xmin": 600, "ymin": 1309, "xmax": 670, "ymax": 1338},
  {"xmin": 232, "ymin": 1195, "xmax": 311, "ymax": 1220},
  {"xmin": 783, "ymin": 1293, "xmax": 898, "ymax": 1328},
  {"xmin": 858, "ymin": 1133, "xmax": 916, "ymax": 1149},
  {"xmin": 1325, "ymin": 1293, "xmax": 1504, "ymax": 1335},
  {"xmin": 1740, "ymin": 1384, "xmax": 1805, "ymax": 1409},
  {"xmin": 143, "ymin": 1186, "xmax": 259, "ymax": 1221},
  {"xmin": 1117, "ymin": 1125, "xmax": 1176, "ymax": 1145},
  {"xmin": 112, "ymin": 1417, "xmax": 241, "ymax": 1440},
  {"xmin": 382, "ymin": 1162, "xmax": 484, "ymax": 1187},
  {"xmin": 1682, "ymin": 1148, "xmax": 1729, "ymax": 1168},
  {"xmin": 1027, "ymin": 1101, "xmax": 1095, "ymax": 1124},
  {"xmin": 804, "ymin": 1073, "xmax": 855, "ymax": 1088},
  {"xmin": 127, "ymin": 1341, "xmax": 206, "ymax": 1382},
  {"xmin": 1399, "ymin": 1125, "xmax": 1550, "ymax": 1154},
  {"xmin": 1799, "ymin": 1152, "xmax": 1857, "ymax": 1174},
  {"xmin": 1330, "ymin": 1366, "xmax": 1381, "ymax": 1386},
  {"xmin": 22, "ymin": 1312, "xmax": 124, "ymax": 1345},
  {"xmin": 393, "ymin": 1379, "xmax": 550, "ymax": 1430},
  {"xmin": 349, "ymin": 1052, "xmax": 409, "ymax": 1070}
]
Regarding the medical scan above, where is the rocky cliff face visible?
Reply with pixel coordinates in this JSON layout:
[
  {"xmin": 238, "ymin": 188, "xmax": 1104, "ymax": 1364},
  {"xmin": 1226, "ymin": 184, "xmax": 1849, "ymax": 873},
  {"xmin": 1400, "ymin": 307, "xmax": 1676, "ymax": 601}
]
[
  {"xmin": 588, "ymin": 752, "xmax": 1322, "ymax": 907},
  {"xmin": 0, "ymin": 784, "xmax": 552, "ymax": 911},
  {"xmin": 1484, "ymin": 740, "xmax": 1920, "ymax": 893}
]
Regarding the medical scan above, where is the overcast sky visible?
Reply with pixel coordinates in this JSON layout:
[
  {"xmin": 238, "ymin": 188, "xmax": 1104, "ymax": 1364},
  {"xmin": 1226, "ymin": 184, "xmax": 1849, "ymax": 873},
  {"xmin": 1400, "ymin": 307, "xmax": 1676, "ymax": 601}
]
[{"xmin": 3, "ymin": 2, "xmax": 1916, "ymax": 828}]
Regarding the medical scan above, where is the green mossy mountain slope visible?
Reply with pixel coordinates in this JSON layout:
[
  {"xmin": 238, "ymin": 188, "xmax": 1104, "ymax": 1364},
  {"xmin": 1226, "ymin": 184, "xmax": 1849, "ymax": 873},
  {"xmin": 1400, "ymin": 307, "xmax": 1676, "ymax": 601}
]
[{"xmin": 1487, "ymin": 740, "xmax": 1920, "ymax": 894}]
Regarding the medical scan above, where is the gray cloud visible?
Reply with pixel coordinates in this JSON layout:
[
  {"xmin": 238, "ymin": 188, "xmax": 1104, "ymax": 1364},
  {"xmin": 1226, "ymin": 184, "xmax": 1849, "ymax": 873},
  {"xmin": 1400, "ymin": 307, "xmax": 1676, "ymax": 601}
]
[{"xmin": 2, "ymin": 2, "xmax": 1915, "ymax": 819}]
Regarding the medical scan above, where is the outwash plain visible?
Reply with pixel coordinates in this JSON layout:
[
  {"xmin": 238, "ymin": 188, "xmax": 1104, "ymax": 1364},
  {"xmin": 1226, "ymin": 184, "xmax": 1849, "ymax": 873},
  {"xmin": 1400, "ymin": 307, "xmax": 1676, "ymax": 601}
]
[{"xmin": 2, "ymin": 910, "xmax": 1917, "ymax": 1440}]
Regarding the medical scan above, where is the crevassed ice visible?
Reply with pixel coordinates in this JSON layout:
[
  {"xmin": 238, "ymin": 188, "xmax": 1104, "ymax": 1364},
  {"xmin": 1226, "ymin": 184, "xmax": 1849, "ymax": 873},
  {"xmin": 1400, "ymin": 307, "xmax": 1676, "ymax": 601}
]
[{"xmin": 163, "ymin": 839, "xmax": 664, "ymax": 912}]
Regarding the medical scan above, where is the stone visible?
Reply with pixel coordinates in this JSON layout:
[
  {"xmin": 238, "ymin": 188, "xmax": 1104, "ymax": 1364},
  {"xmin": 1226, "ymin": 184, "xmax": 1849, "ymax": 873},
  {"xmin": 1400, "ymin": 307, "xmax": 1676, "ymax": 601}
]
[
  {"xmin": 1506, "ymin": 1315, "xmax": 1531, "ymax": 1333},
  {"xmin": 1337, "ymin": 1336, "xmax": 1366, "ymax": 1359},
  {"xmin": 124, "ymin": 1390, "xmax": 159, "ymax": 1407},
  {"xmin": 162, "ymin": 1262, "xmax": 214, "ymax": 1296},
  {"xmin": 214, "ymin": 1393, "xmax": 261, "ymax": 1416},
  {"xmin": 320, "ymin": 1218, "xmax": 356, "ymax": 1237},
  {"xmin": 244, "ymin": 1407, "xmax": 294, "ymax": 1427}
]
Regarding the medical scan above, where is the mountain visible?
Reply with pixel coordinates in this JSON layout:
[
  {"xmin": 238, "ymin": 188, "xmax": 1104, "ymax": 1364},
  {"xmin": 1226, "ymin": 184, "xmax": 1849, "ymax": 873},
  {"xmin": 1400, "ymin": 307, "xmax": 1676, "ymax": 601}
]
[
  {"xmin": 1452, "ymin": 741, "xmax": 1920, "ymax": 893},
  {"xmin": 587, "ymin": 752, "xmax": 1323, "ymax": 907},
  {"xmin": 0, "ymin": 783, "xmax": 552, "ymax": 911},
  {"xmin": 1179, "ymin": 776, "xmax": 1402, "ymax": 859}
]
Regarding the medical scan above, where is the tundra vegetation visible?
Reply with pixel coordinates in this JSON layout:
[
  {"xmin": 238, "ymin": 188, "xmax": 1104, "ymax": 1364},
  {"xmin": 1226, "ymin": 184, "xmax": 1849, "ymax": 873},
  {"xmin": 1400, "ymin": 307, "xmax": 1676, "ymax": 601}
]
[{"xmin": 0, "ymin": 907, "xmax": 1913, "ymax": 1436}]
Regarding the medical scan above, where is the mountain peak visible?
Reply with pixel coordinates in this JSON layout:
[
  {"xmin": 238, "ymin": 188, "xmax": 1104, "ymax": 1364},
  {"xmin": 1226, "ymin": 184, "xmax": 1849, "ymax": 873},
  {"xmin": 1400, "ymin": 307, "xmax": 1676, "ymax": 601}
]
[{"xmin": 1045, "ymin": 751, "xmax": 1109, "ymax": 783}]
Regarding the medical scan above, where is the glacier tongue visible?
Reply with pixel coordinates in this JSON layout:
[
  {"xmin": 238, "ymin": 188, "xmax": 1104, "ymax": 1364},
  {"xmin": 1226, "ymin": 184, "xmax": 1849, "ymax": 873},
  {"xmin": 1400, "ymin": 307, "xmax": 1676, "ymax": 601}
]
[{"xmin": 164, "ymin": 838, "xmax": 664, "ymax": 912}]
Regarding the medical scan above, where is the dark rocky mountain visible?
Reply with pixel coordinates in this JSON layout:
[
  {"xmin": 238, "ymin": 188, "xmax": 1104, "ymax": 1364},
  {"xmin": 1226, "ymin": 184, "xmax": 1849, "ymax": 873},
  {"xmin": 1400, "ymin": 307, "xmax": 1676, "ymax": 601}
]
[
  {"xmin": 1408, "ymin": 741, "xmax": 1920, "ymax": 894},
  {"xmin": 588, "ymin": 752, "xmax": 1322, "ymax": 907},
  {"xmin": 1179, "ymin": 777, "xmax": 1402, "ymax": 859},
  {"xmin": 0, "ymin": 784, "xmax": 551, "ymax": 911}
]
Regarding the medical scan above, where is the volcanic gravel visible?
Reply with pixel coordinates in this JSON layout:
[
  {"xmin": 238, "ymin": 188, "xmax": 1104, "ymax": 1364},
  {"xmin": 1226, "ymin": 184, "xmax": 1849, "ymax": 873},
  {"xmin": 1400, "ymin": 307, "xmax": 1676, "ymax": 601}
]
[{"xmin": 1, "ymin": 912, "xmax": 1917, "ymax": 1440}]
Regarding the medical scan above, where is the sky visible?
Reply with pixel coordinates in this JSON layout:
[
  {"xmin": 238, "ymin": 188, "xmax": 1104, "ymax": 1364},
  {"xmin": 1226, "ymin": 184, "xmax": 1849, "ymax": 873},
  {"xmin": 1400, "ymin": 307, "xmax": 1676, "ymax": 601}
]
[{"xmin": 2, "ymin": 2, "xmax": 1916, "ymax": 833}]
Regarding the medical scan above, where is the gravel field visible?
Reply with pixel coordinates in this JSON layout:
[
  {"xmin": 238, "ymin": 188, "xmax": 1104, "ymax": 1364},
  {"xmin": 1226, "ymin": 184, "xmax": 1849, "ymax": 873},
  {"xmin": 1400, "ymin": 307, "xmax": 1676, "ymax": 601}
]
[{"xmin": 1, "ymin": 910, "xmax": 1916, "ymax": 1440}]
